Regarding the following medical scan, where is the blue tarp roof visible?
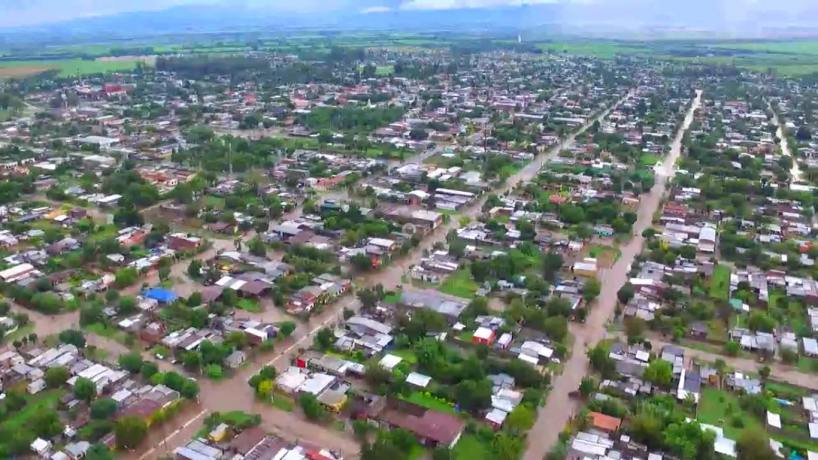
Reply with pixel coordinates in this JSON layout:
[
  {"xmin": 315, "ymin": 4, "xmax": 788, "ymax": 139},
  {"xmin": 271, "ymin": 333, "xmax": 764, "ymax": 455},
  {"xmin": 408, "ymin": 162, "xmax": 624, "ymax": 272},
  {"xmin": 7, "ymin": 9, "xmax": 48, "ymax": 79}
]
[{"xmin": 144, "ymin": 288, "xmax": 177, "ymax": 303}]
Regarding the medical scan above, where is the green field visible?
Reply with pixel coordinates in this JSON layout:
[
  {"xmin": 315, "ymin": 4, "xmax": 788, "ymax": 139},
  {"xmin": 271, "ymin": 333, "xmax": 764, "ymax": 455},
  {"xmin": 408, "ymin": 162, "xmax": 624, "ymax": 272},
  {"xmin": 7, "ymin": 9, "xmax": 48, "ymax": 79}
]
[
  {"xmin": 0, "ymin": 389, "xmax": 64, "ymax": 434},
  {"xmin": 697, "ymin": 387, "xmax": 762, "ymax": 439},
  {"xmin": 537, "ymin": 41, "xmax": 648, "ymax": 59},
  {"xmin": 0, "ymin": 57, "xmax": 151, "ymax": 79},
  {"xmin": 709, "ymin": 265, "xmax": 730, "ymax": 301},
  {"xmin": 439, "ymin": 268, "xmax": 479, "ymax": 299},
  {"xmin": 453, "ymin": 434, "xmax": 493, "ymax": 460},
  {"xmin": 402, "ymin": 391, "xmax": 457, "ymax": 414}
]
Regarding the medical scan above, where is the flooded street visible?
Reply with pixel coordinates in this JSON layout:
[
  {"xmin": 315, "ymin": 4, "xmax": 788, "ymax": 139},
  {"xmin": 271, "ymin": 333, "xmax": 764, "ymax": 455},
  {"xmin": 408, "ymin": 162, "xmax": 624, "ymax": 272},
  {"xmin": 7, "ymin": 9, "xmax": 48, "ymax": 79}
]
[{"xmin": 522, "ymin": 90, "xmax": 702, "ymax": 460}]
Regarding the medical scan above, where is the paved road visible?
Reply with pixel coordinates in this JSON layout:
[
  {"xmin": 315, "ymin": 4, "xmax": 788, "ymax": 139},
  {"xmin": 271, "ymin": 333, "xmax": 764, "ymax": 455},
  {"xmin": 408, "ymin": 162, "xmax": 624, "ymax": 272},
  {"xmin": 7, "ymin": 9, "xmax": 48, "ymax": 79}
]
[{"xmin": 522, "ymin": 90, "xmax": 703, "ymax": 460}]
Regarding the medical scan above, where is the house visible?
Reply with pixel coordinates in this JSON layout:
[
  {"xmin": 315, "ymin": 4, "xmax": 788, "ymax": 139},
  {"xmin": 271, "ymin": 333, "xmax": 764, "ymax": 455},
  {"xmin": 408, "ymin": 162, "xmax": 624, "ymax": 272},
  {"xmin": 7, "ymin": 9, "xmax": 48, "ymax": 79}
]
[
  {"xmin": 472, "ymin": 327, "xmax": 496, "ymax": 345},
  {"xmin": 225, "ymin": 350, "xmax": 247, "ymax": 369},
  {"xmin": 572, "ymin": 258, "xmax": 598, "ymax": 277},
  {"xmin": 399, "ymin": 289, "xmax": 468, "ymax": 321},
  {"xmin": 166, "ymin": 233, "xmax": 202, "ymax": 252},
  {"xmin": 31, "ymin": 438, "xmax": 52, "ymax": 458},
  {"xmin": 369, "ymin": 398, "xmax": 465, "ymax": 449},
  {"xmin": 588, "ymin": 411, "xmax": 622, "ymax": 434}
]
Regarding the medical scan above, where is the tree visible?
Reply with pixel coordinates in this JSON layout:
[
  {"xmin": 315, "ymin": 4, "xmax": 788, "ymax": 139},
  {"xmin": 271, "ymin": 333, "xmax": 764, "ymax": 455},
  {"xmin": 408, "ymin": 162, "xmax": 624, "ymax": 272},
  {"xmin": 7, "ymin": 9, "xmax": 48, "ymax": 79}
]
[
  {"xmin": 248, "ymin": 237, "xmax": 267, "ymax": 257},
  {"xmin": 351, "ymin": 253, "xmax": 373, "ymax": 271},
  {"xmin": 59, "ymin": 329, "xmax": 86, "ymax": 348},
  {"xmin": 313, "ymin": 328, "xmax": 335, "ymax": 350},
  {"xmin": 748, "ymin": 311, "xmax": 775, "ymax": 332},
  {"xmin": 114, "ymin": 267, "xmax": 139, "ymax": 288},
  {"xmin": 278, "ymin": 321, "xmax": 296, "ymax": 338},
  {"xmin": 454, "ymin": 378, "xmax": 492, "ymax": 412},
  {"xmin": 183, "ymin": 351, "xmax": 202, "ymax": 371},
  {"xmin": 796, "ymin": 125, "xmax": 812, "ymax": 141},
  {"xmin": 117, "ymin": 296, "xmax": 137, "ymax": 315},
  {"xmin": 542, "ymin": 252, "xmax": 564, "ymax": 282},
  {"xmin": 725, "ymin": 341, "xmax": 740, "ymax": 356},
  {"xmin": 579, "ymin": 377, "xmax": 596, "ymax": 398},
  {"xmin": 115, "ymin": 416, "xmax": 148, "ymax": 449},
  {"xmin": 91, "ymin": 398, "xmax": 118, "ymax": 419},
  {"xmin": 85, "ymin": 444, "xmax": 115, "ymax": 460},
  {"xmin": 582, "ymin": 278, "xmax": 601, "ymax": 302},
  {"xmin": 141, "ymin": 361, "xmax": 159, "ymax": 379},
  {"xmin": 298, "ymin": 393, "xmax": 325, "ymax": 421},
  {"xmin": 588, "ymin": 343, "xmax": 616, "ymax": 378},
  {"xmin": 758, "ymin": 365, "xmax": 771, "ymax": 381},
  {"xmin": 158, "ymin": 266, "xmax": 171, "ymax": 281},
  {"xmin": 357, "ymin": 287, "xmax": 382, "ymax": 310},
  {"xmin": 45, "ymin": 366, "xmax": 70, "ymax": 388},
  {"xmin": 505, "ymin": 404, "xmax": 535, "ymax": 433},
  {"xmin": 180, "ymin": 379, "xmax": 200, "ymax": 399},
  {"xmin": 617, "ymin": 283, "xmax": 635, "ymax": 304},
  {"xmin": 624, "ymin": 317, "xmax": 646, "ymax": 342},
  {"xmin": 118, "ymin": 352, "xmax": 144, "ymax": 373},
  {"xmin": 74, "ymin": 377, "xmax": 97, "ymax": 402},
  {"xmin": 188, "ymin": 259, "xmax": 202, "ymax": 278},
  {"xmin": 643, "ymin": 359, "xmax": 673, "ymax": 389},
  {"xmin": 736, "ymin": 427, "xmax": 775, "ymax": 460}
]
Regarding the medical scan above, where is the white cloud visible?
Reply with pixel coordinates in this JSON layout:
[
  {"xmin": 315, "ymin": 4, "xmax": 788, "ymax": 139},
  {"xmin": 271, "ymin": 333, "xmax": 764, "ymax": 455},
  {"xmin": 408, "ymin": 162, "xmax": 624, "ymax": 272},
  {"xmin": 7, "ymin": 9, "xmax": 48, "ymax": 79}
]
[
  {"xmin": 360, "ymin": 5, "xmax": 393, "ymax": 13},
  {"xmin": 399, "ymin": 0, "xmax": 559, "ymax": 10}
]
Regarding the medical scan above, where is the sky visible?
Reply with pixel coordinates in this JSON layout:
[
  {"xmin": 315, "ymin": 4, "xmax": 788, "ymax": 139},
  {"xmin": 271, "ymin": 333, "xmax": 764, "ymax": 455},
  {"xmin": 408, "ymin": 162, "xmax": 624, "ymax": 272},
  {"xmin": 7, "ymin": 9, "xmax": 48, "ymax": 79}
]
[{"xmin": 1, "ymin": 0, "xmax": 815, "ymax": 28}]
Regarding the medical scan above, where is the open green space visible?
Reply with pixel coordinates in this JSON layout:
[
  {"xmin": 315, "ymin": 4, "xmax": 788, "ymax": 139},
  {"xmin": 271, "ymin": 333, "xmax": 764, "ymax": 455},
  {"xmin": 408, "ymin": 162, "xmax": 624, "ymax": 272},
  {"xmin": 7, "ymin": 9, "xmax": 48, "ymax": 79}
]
[
  {"xmin": 697, "ymin": 387, "xmax": 763, "ymax": 440},
  {"xmin": 237, "ymin": 298, "xmax": 263, "ymax": 313},
  {"xmin": 453, "ymin": 434, "xmax": 493, "ymax": 460},
  {"xmin": 0, "ymin": 58, "xmax": 151, "ymax": 79},
  {"xmin": 401, "ymin": 391, "xmax": 456, "ymax": 414},
  {"xmin": 709, "ymin": 265, "xmax": 730, "ymax": 301},
  {"xmin": 0, "ymin": 389, "xmax": 64, "ymax": 434},
  {"xmin": 439, "ymin": 268, "xmax": 479, "ymax": 299}
]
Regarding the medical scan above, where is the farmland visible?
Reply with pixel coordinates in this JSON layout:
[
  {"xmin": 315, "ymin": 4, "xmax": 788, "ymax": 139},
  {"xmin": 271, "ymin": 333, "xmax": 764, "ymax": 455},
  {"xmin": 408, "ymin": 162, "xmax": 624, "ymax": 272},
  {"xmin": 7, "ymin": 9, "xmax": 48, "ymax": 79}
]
[{"xmin": 0, "ymin": 57, "xmax": 153, "ymax": 79}]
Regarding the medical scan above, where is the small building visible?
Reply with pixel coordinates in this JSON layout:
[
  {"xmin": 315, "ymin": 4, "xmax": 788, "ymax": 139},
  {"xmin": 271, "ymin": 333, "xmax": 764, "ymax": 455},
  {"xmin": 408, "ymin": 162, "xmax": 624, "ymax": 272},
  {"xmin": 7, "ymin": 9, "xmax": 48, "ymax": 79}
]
[{"xmin": 472, "ymin": 327, "xmax": 496, "ymax": 346}]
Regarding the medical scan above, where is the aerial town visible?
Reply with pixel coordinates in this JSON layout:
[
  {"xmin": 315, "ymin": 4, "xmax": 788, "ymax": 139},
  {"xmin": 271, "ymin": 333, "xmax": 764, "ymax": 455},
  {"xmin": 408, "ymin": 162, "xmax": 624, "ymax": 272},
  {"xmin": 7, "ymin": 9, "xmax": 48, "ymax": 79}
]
[{"xmin": 3, "ymin": 16, "xmax": 818, "ymax": 460}]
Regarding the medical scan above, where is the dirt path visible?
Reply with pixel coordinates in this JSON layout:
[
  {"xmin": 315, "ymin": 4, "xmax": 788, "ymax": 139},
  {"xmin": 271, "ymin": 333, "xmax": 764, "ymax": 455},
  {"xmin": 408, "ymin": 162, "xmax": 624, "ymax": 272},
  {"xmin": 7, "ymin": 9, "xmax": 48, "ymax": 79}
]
[
  {"xmin": 522, "ymin": 90, "xmax": 703, "ymax": 460},
  {"xmin": 770, "ymin": 104, "xmax": 805, "ymax": 184}
]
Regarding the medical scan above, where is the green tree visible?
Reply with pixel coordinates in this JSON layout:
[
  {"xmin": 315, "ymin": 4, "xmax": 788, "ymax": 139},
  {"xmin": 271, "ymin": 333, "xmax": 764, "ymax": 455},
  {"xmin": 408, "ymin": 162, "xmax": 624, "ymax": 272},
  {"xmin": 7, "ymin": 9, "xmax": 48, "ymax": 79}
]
[
  {"xmin": 45, "ymin": 366, "xmax": 70, "ymax": 388},
  {"xmin": 582, "ymin": 278, "xmax": 601, "ymax": 302},
  {"xmin": 505, "ymin": 404, "xmax": 535, "ymax": 433},
  {"xmin": 115, "ymin": 416, "xmax": 148, "ymax": 449},
  {"xmin": 91, "ymin": 398, "xmax": 118, "ymax": 419},
  {"xmin": 118, "ymin": 352, "xmax": 144, "ymax": 373},
  {"xmin": 59, "ymin": 329, "xmax": 86, "ymax": 348},
  {"xmin": 313, "ymin": 328, "xmax": 335, "ymax": 350},
  {"xmin": 74, "ymin": 377, "xmax": 97, "ymax": 402},
  {"xmin": 587, "ymin": 343, "xmax": 616, "ymax": 378},
  {"xmin": 85, "ymin": 444, "xmax": 115, "ymax": 460},
  {"xmin": 278, "ymin": 321, "xmax": 296, "ymax": 337},
  {"xmin": 579, "ymin": 376, "xmax": 596, "ymax": 398},
  {"xmin": 188, "ymin": 259, "xmax": 202, "ymax": 278},
  {"xmin": 736, "ymin": 426, "xmax": 775, "ymax": 460},
  {"xmin": 643, "ymin": 359, "xmax": 673, "ymax": 389},
  {"xmin": 298, "ymin": 393, "xmax": 325, "ymax": 421}
]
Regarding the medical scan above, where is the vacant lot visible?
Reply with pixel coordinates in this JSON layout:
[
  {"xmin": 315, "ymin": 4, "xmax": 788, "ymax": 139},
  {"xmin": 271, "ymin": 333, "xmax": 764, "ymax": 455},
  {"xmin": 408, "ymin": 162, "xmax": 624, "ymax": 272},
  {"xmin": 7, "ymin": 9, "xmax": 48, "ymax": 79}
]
[
  {"xmin": 439, "ymin": 268, "xmax": 479, "ymax": 299},
  {"xmin": 709, "ymin": 265, "xmax": 730, "ymax": 301}
]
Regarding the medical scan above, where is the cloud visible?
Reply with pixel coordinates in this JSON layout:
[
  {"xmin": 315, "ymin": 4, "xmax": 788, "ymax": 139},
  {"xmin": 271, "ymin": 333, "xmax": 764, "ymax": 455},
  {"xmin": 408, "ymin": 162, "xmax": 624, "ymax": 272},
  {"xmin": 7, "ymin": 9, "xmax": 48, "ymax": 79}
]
[
  {"xmin": 399, "ymin": 0, "xmax": 559, "ymax": 10},
  {"xmin": 360, "ymin": 5, "xmax": 393, "ymax": 13}
]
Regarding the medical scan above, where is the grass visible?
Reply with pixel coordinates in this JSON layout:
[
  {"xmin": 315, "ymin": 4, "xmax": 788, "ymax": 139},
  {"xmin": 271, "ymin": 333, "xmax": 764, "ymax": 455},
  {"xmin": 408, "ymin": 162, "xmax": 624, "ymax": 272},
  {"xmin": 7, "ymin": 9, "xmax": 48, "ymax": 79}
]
[
  {"xmin": 0, "ymin": 57, "xmax": 152, "ymax": 78},
  {"xmin": 383, "ymin": 291, "xmax": 401, "ymax": 304},
  {"xmin": 236, "ymin": 298, "xmax": 263, "ymax": 313},
  {"xmin": 401, "ymin": 391, "xmax": 456, "ymax": 414},
  {"xmin": 709, "ymin": 265, "xmax": 731, "ymax": 301},
  {"xmin": 439, "ymin": 268, "xmax": 479, "ymax": 299},
  {"xmin": 453, "ymin": 434, "xmax": 493, "ymax": 460},
  {"xmin": 84, "ymin": 322, "xmax": 134, "ymax": 348},
  {"xmin": 640, "ymin": 153, "xmax": 660, "ymax": 166},
  {"xmin": 390, "ymin": 348, "xmax": 418, "ymax": 365},
  {"xmin": 271, "ymin": 394, "xmax": 295, "ymax": 412},
  {"xmin": 0, "ymin": 389, "xmax": 64, "ymax": 433},
  {"xmin": 796, "ymin": 356, "xmax": 818, "ymax": 374},
  {"xmin": 697, "ymin": 387, "xmax": 762, "ymax": 439}
]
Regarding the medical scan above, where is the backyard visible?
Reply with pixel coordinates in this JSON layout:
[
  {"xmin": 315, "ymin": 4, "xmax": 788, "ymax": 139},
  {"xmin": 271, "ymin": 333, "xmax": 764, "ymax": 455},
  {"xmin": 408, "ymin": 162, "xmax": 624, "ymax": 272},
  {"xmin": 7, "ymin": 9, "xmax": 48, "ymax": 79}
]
[
  {"xmin": 709, "ymin": 265, "xmax": 731, "ymax": 301},
  {"xmin": 439, "ymin": 268, "xmax": 479, "ymax": 299}
]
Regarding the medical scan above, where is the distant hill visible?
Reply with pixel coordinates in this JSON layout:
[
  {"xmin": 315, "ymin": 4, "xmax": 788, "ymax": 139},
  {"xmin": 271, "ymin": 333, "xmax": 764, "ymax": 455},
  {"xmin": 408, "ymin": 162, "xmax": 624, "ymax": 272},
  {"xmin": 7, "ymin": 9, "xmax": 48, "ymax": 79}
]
[{"xmin": 2, "ymin": 1, "xmax": 818, "ymax": 45}]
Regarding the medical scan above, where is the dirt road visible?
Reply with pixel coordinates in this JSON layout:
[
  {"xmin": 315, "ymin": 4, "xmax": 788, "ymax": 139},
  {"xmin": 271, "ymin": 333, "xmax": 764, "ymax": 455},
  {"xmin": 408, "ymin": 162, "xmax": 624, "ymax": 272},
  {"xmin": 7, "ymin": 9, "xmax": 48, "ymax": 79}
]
[{"xmin": 522, "ymin": 90, "xmax": 703, "ymax": 460}]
